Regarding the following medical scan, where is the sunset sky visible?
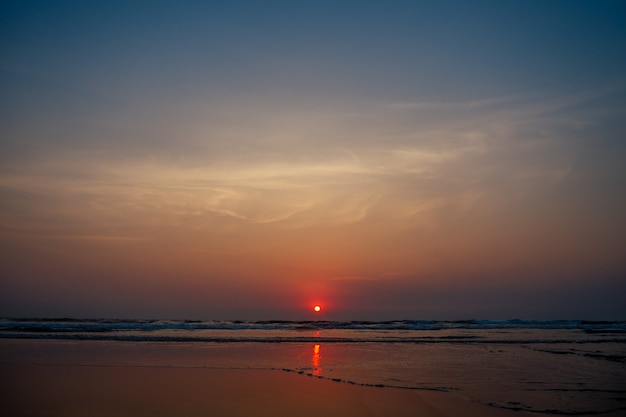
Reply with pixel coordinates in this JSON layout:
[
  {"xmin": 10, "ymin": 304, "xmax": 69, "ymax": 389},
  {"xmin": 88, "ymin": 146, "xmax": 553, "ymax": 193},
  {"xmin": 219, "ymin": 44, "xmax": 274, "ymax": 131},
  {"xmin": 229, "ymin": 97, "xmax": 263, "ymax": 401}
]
[{"xmin": 1, "ymin": 1, "xmax": 625, "ymax": 320}]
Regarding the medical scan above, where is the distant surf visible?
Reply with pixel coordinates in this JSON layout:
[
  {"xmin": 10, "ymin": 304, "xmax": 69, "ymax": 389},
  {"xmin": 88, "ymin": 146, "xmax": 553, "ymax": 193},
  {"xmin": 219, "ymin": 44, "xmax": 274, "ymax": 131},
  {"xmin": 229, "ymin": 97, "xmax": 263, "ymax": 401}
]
[{"xmin": 1, "ymin": 318, "xmax": 625, "ymax": 344}]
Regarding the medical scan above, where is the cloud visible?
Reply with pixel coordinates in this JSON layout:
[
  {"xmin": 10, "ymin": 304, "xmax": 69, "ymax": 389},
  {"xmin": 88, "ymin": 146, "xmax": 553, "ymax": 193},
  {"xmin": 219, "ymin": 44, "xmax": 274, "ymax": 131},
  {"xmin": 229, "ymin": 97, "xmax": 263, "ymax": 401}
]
[
  {"xmin": 1, "ymin": 86, "xmax": 624, "ymax": 304},
  {"xmin": 3, "ymin": 87, "xmax": 618, "ymax": 239}
]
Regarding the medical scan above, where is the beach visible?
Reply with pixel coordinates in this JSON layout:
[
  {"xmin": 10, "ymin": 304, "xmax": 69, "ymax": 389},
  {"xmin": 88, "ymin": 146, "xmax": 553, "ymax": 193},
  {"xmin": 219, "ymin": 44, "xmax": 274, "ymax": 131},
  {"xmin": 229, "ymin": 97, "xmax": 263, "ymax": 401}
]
[
  {"xmin": 1, "ymin": 334, "xmax": 625, "ymax": 417},
  {"xmin": 0, "ymin": 338, "xmax": 538, "ymax": 417},
  {"xmin": 2, "ymin": 361, "xmax": 530, "ymax": 417},
  {"xmin": 2, "ymin": 320, "xmax": 626, "ymax": 417}
]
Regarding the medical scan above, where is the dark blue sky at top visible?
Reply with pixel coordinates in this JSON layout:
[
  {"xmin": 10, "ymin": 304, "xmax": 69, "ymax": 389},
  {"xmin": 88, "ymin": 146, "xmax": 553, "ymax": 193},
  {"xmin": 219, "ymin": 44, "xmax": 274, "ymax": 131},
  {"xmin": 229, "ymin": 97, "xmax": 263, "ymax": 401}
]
[
  {"xmin": 2, "ymin": 0, "xmax": 626, "ymax": 160},
  {"xmin": 3, "ymin": 0, "xmax": 625, "ymax": 100}
]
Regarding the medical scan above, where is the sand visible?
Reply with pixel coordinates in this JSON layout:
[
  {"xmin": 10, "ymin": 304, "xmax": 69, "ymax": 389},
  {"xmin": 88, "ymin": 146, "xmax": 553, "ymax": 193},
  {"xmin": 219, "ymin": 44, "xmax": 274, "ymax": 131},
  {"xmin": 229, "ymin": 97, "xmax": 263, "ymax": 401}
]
[
  {"xmin": 4, "ymin": 339, "xmax": 622, "ymax": 417},
  {"xmin": 1, "ymin": 362, "xmax": 537, "ymax": 417}
]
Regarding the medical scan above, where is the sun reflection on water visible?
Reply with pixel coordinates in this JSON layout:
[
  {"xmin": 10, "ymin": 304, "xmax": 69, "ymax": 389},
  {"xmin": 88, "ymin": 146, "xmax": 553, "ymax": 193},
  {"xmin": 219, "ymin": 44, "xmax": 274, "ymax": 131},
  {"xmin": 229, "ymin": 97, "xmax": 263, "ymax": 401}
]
[{"xmin": 312, "ymin": 344, "xmax": 321, "ymax": 376}]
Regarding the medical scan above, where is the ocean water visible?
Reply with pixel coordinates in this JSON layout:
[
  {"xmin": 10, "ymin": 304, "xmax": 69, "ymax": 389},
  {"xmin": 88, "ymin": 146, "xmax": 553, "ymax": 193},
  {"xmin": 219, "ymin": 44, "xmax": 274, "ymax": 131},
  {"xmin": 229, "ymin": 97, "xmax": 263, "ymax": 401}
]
[{"xmin": 1, "ymin": 318, "xmax": 625, "ymax": 415}]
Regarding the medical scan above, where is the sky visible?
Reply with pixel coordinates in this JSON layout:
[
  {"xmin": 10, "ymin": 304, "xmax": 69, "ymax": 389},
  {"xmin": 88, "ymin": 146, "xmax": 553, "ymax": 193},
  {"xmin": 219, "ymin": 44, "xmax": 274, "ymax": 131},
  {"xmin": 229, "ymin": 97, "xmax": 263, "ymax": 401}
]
[{"xmin": 1, "ymin": 0, "xmax": 625, "ymax": 320}]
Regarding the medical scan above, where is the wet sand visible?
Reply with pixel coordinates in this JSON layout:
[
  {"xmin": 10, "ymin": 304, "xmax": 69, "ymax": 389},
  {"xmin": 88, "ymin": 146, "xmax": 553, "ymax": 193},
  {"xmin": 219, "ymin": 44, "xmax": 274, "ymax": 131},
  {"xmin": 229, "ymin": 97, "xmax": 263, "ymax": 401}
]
[
  {"xmin": 2, "ymin": 339, "xmax": 623, "ymax": 417},
  {"xmin": 2, "ymin": 362, "xmax": 535, "ymax": 417}
]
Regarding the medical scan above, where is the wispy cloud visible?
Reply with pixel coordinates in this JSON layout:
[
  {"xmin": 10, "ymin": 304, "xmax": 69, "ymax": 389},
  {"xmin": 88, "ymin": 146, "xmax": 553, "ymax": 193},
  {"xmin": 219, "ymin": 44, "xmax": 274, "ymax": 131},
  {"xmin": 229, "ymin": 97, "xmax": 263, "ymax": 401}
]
[{"xmin": 4, "ymin": 86, "xmax": 613, "ymax": 244}]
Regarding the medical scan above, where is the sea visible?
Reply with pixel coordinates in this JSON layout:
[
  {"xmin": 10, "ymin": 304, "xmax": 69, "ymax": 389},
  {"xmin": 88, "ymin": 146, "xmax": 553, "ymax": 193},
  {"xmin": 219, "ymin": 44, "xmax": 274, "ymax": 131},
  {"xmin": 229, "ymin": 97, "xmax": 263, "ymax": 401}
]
[{"xmin": 1, "ymin": 318, "xmax": 625, "ymax": 415}]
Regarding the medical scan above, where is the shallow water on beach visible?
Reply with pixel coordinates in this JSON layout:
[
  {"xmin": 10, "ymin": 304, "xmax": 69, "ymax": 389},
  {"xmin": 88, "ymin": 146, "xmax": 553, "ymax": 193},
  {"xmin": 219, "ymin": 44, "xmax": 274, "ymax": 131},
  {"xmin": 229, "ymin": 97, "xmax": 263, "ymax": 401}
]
[
  {"xmin": 1, "ymin": 341, "xmax": 625, "ymax": 415},
  {"xmin": 1, "ymin": 319, "xmax": 625, "ymax": 415}
]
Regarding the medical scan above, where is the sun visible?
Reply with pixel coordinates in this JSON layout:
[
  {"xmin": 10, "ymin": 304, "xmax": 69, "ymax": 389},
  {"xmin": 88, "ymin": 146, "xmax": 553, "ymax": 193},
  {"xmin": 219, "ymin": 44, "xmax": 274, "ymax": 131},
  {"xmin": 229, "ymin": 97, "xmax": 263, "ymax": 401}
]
[{"xmin": 313, "ymin": 305, "xmax": 321, "ymax": 313}]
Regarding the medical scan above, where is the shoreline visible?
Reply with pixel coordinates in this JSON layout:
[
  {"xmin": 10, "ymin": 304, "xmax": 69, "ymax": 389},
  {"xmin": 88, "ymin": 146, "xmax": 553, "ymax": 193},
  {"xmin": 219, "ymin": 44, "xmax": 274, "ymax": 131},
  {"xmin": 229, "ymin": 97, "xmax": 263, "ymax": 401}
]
[
  {"xmin": 2, "ymin": 362, "xmax": 539, "ymax": 417},
  {"xmin": 2, "ymin": 339, "xmax": 624, "ymax": 417}
]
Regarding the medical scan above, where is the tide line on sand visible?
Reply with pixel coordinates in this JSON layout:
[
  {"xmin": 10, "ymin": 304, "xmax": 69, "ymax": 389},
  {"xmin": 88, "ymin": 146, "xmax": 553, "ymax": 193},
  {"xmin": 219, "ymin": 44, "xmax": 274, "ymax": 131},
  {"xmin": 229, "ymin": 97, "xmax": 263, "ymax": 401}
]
[{"xmin": 0, "ymin": 361, "xmax": 542, "ymax": 417}]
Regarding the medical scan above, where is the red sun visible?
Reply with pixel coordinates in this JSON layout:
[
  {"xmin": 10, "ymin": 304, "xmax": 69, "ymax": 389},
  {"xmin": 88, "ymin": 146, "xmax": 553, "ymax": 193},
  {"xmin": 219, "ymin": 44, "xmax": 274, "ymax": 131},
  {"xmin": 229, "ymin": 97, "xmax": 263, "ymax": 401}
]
[{"xmin": 313, "ymin": 305, "xmax": 322, "ymax": 313}]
